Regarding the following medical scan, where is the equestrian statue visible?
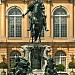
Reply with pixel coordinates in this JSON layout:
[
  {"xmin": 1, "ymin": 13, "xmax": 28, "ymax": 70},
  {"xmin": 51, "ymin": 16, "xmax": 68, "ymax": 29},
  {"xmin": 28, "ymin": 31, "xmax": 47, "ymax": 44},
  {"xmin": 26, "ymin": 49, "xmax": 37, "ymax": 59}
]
[{"xmin": 22, "ymin": 0, "xmax": 49, "ymax": 43}]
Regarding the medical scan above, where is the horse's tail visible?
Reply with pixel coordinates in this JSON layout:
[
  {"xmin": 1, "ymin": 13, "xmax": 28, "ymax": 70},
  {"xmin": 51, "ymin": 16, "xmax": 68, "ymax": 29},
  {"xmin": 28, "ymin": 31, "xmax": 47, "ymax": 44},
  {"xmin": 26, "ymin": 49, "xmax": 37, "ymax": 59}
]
[{"xmin": 34, "ymin": 28, "xmax": 39, "ymax": 41}]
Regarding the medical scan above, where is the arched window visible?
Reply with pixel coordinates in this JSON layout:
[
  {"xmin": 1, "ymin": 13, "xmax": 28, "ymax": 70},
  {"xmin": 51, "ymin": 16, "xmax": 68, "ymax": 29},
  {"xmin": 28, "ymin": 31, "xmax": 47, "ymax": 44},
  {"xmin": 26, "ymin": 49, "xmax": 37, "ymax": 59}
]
[
  {"xmin": 54, "ymin": 50, "xmax": 66, "ymax": 69},
  {"xmin": 53, "ymin": 7, "xmax": 67, "ymax": 37},
  {"xmin": 8, "ymin": 7, "xmax": 22, "ymax": 38},
  {"xmin": 10, "ymin": 50, "xmax": 21, "ymax": 67}
]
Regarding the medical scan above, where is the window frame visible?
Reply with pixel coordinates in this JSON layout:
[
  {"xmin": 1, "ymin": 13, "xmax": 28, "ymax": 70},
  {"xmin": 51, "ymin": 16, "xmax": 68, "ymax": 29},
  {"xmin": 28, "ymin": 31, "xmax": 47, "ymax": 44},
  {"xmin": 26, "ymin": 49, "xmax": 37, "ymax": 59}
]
[
  {"xmin": 8, "ymin": 7, "xmax": 22, "ymax": 38},
  {"xmin": 10, "ymin": 50, "xmax": 21, "ymax": 67},
  {"xmin": 54, "ymin": 50, "xmax": 66, "ymax": 71},
  {"xmin": 53, "ymin": 8, "xmax": 67, "ymax": 38}
]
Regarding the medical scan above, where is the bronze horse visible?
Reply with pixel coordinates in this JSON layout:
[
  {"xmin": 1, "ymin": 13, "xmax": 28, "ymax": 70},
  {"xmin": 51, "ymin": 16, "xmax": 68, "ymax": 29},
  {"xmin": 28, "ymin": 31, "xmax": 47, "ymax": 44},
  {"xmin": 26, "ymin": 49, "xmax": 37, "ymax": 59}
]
[{"xmin": 22, "ymin": 0, "xmax": 48, "ymax": 43}]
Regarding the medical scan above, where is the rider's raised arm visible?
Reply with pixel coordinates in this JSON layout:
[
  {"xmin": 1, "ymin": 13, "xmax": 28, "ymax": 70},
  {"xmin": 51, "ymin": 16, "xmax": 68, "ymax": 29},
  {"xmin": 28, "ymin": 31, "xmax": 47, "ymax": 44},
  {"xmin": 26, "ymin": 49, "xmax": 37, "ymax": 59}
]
[{"xmin": 22, "ymin": 0, "xmax": 37, "ymax": 17}]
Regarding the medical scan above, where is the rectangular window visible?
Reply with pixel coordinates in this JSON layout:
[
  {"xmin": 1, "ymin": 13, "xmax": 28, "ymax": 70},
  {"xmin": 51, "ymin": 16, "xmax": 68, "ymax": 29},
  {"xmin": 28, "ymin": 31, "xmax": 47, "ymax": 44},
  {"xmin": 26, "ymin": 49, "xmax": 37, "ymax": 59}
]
[
  {"xmin": 53, "ymin": 16, "xmax": 67, "ymax": 38},
  {"xmin": 8, "ymin": 16, "xmax": 22, "ymax": 38}
]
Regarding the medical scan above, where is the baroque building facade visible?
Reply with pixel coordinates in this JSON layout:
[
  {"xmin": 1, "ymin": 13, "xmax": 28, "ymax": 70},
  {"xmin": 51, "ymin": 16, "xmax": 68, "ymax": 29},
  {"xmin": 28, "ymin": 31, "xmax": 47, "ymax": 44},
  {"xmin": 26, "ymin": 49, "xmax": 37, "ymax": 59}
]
[{"xmin": 0, "ymin": 0, "xmax": 75, "ymax": 75}]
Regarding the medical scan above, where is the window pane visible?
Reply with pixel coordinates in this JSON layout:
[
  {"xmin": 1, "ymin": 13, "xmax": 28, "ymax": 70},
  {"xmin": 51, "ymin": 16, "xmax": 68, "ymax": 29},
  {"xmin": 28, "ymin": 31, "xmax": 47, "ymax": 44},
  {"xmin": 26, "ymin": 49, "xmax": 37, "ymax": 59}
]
[
  {"xmin": 16, "ymin": 16, "xmax": 22, "ymax": 37},
  {"xmin": 61, "ymin": 16, "xmax": 67, "ymax": 37},
  {"xmin": 61, "ymin": 57, "xmax": 66, "ymax": 66},
  {"xmin": 53, "ymin": 17, "xmax": 60, "ymax": 37},
  {"xmin": 55, "ymin": 57, "xmax": 60, "ymax": 65},
  {"xmin": 8, "ymin": 17, "xmax": 14, "ymax": 37}
]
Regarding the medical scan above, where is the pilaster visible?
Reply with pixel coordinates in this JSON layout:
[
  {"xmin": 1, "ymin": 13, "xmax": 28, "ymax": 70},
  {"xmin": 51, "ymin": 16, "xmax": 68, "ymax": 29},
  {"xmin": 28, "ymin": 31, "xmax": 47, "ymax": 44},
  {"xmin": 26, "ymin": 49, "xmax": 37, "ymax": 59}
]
[
  {"xmin": 1, "ymin": 1, "xmax": 6, "ymax": 39},
  {"xmin": 45, "ymin": 1, "xmax": 52, "ymax": 40}
]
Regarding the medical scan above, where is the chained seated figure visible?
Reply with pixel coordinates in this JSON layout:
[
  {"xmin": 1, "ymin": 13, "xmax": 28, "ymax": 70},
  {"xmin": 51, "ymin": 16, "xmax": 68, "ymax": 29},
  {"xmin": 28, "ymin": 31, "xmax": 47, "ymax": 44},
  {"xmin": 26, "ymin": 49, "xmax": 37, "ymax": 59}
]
[
  {"xmin": 44, "ymin": 58, "xmax": 58, "ymax": 75},
  {"xmin": 14, "ymin": 57, "xmax": 31, "ymax": 75}
]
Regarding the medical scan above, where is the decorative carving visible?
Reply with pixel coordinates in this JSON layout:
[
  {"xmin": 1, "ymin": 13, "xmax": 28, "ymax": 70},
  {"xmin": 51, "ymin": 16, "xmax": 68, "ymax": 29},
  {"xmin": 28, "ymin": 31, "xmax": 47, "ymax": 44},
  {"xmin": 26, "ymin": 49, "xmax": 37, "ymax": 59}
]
[
  {"xmin": 23, "ymin": 0, "xmax": 29, "ymax": 3},
  {"xmin": 43, "ymin": 45, "xmax": 51, "ymax": 59},
  {"xmin": 46, "ymin": 0, "xmax": 52, "ymax": 3},
  {"xmin": 21, "ymin": 45, "xmax": 30, "ymax": 60}
]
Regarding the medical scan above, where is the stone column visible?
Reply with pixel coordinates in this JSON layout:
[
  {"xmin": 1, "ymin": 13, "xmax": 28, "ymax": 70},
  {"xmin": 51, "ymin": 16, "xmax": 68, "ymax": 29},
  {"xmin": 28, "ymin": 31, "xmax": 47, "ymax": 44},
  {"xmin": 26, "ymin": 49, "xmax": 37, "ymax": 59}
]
[{"xmin": 45, "ymin": 3, "xmax": 50, "ymax": 38}]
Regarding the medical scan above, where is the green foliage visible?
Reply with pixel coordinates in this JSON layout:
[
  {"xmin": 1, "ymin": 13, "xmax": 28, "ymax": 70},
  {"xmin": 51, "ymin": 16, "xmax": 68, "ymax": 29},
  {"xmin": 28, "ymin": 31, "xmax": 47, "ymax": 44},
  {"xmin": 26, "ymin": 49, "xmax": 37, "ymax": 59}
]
[
  {"xmin": 0, "ymin": 62, "xmax": 8, "ymax": 69},
  {"xmin": 10, "ymin": 68, "xmax": 15, "ymax": 73},
  {"xmin": 57, "ymin": 64, "xmax": 65, "ymax": 71},
  {"xmin": 11, "ymin": 64, "xmax": 15, "ymax": 68},
  {"xmin": 68, "ymin": 62, "xmax": 75, "ymax": 69},
  {"xmin": 10, "ymin": 64, "xmax": 15, "ymax": 72}
]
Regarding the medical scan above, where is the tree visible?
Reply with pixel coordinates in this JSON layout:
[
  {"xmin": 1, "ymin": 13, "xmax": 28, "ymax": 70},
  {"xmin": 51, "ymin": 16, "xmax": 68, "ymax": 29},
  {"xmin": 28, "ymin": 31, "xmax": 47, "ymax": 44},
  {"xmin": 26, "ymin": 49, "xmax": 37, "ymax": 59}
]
[
  {"xmin": 57, "ymin": 64, "xmax": 65, "ymax": 71},
  {"xmin": 0, "ymin": 62, "xmax": 8, "ymax": 69},
  {"xmin": 68, "ymin": 62, "xmax": 75, "ymax": 75},
  {"xmin": 0, "ymin": 62, "xmax": 8, "ymax": 75},
  {"xmin": 68, "ymin": 62, "xmax": 75, "ymax": 69}
]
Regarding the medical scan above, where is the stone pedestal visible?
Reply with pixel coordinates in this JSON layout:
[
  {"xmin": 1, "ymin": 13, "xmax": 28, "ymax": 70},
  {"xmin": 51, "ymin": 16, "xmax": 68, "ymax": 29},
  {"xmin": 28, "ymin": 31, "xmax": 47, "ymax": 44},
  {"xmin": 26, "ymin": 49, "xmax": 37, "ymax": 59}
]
[{"xmin": 20, "ymin": 43, "xmax": 51, "ymax": 75}]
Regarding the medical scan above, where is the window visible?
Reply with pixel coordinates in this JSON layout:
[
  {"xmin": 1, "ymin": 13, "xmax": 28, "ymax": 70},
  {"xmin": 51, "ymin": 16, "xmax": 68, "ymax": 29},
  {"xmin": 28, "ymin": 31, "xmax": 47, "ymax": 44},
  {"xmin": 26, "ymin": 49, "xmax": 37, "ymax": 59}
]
[
  {"xmin": 8, "ymin": 7, "xmax": 22, "ymax": 38},
  {"xmin": 54, "ymin": 50, "xmax": 66, "ymax": 71},
  {"xmin": 10, "ymin": 50, "xmax": 21, "ymax": 67},
  {"xmin": 53, "ymin": 8, "xmax": 67, "ymax": 37}
]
